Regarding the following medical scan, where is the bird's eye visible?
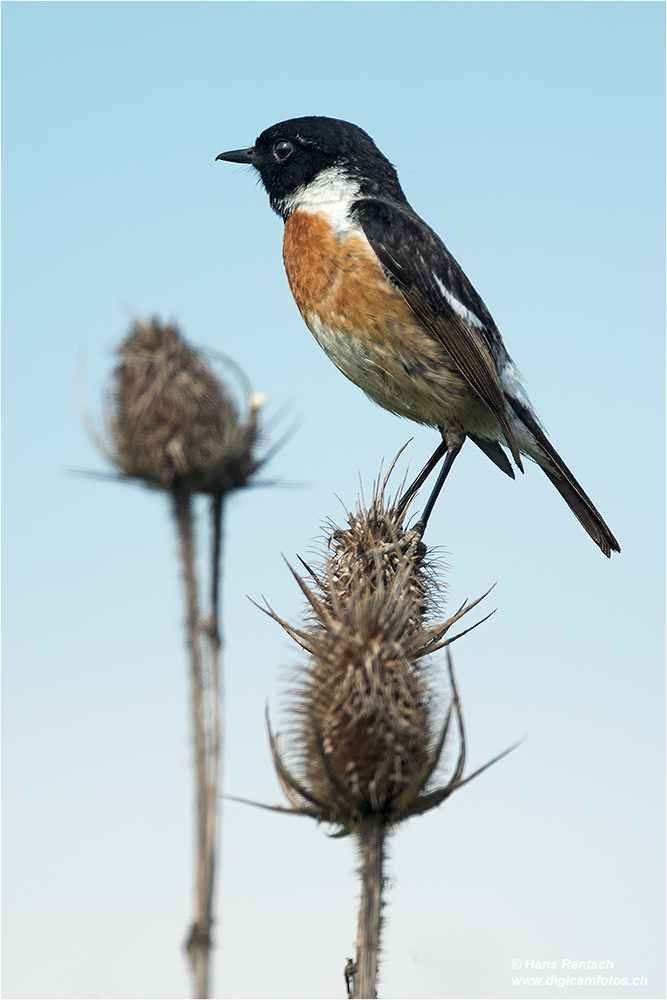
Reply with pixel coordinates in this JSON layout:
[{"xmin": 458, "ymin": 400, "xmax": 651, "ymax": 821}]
[{"xmin": 273, "ymin": 140, "xmax": 294, "ymax": 162}]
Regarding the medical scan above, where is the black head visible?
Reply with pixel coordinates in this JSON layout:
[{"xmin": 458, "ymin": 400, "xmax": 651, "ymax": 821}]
[{"xmin": 216, "ymin": 116, "xmax": 406, "ymax": 217}]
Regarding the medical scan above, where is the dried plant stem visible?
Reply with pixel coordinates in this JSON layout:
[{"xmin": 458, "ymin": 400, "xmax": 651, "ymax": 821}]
[
  {"xmin": 203, "ymin": 490, "xmax": 225, "ymax": 879},
  {"xmin": 173, "ymin": 481, "xmax": 219, "ymax": 999},
  {"xmin": 202, "ymin": 490, "xmax": 224, "ymax": 857},
  {"xmin": 209, "ymin": 492, "xmax": 225, "ymax": 644},
  {"xmin": 96, "ymin": 319, "xmax": 270, "ymax": 999},
  {"xmin": 354, "ymin": 817, "xmax": 386, "ymax": 999},
  {"xmin": 199, "ymin": 492, "xmax": 226, "ymax": 985}
]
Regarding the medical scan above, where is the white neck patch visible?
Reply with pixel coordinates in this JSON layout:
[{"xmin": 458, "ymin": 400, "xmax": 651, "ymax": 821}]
[{"xmin": 277, "ymin": 166, "xmax": 362, "ymax": 231}]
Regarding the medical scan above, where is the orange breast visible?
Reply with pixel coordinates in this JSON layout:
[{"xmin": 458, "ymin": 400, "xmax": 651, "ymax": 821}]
[
  {"xmin": 280, "ymin": 208, "xmax": 479, "ymax": 430},
  {"xmin": 282, "ymin": 210, "xmax": 418, "ymax": 345}
]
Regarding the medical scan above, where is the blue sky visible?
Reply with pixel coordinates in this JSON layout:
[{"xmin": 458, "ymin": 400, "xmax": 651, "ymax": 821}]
[{"xmin": 2, "ymin": 3, "xmax": 665, "ymax": 999}]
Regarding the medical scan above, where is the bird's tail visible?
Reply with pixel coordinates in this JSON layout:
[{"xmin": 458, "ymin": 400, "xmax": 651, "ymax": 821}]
[{"xmin": 508, "ymin": 398, "xmax": 620, "ymax": 557}]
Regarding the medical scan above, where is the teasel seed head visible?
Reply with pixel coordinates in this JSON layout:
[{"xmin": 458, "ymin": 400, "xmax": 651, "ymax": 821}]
[
  {"xmin": 103, "ymin": 316, "xmax": 265, "ymax": 493},
  {"xmin": 249, "ymin": 472, "xmax": 519, "ymax": 838}
]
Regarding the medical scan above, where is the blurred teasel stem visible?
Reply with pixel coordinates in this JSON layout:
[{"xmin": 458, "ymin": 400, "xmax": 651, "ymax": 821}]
[
  {"xmin": 171, "ymin": 479, "xmax": 215, "ymax": 999},
  {"xmin": 355, "ymin": 817, "xmax": 384, "ymax": 998},
  {"xmin": 233, "ymin": 469, "xmax": 520, "ymax": 999},
  {"xmin": 100, "ymin": 317, "xmax": 267, "ymax": 998}
]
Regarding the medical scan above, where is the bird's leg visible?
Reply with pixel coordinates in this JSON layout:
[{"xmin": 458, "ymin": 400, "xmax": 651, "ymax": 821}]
[
  {"xmin": 395, "ymin": 438, "xmax": 448, "ymax": 520},
  {"xmin": 414, "ymin": 441, "xmax": 463, "ymax": 534},
  {"xmin": 404, "ymin": 422, "xmax": 466, "ymax": 536}
]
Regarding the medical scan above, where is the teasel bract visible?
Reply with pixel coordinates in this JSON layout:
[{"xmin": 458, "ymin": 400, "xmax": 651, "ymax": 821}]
[{"xmin": 237, "ymin": 472, "xmax": 520, "ymax": 999}]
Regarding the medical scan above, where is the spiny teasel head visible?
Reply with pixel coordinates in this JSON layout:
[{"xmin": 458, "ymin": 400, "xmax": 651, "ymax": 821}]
[
  {"xmin": 256, "ymin": 474, "xmax": 517, "ymax": 837},
  {"xmin": 103, "ymin": 316, "xmax": 266, "ymax": 493}
]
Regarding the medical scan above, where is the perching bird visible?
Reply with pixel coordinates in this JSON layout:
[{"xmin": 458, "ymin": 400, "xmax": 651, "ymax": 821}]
[{"xmin": 217, "ymin": 116, "xmax": 620, "ymax": 556}]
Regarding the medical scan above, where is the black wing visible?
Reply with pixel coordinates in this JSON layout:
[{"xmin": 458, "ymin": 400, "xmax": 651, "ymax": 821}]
[{"xmin": 353, "ymin": 198, "xmax": 522, "ymax": 469}]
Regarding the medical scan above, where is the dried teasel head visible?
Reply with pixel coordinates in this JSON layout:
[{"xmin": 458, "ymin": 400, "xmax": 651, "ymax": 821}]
[
  {"xmin": 250, "ymin": 474, "xmax": 519, "ymax": 837},
  {"xmin": 102, "ymin": 316, "xmax": 266, "ymax": 493}
]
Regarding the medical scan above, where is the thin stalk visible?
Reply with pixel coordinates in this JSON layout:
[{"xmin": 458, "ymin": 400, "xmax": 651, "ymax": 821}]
[
  {"xmin": 205, "ymin": 490, "xmax": 224, "ymax": 838},
  {"xmin": 354, "ymin": 817, "xmax": 386, "ymax": 999},
  {"xmin": 173, "ymin": 482, "xmax": 210, "ymax": 999},
  {"xmin": 199, "ymin": 491, "xmax": 225, "ymax": 979}
]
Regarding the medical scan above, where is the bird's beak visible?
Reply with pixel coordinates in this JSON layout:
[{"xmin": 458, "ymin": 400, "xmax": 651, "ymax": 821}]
[{"xmin": 215, "ymin": 146, "xmax": 258, "ymax": 164}]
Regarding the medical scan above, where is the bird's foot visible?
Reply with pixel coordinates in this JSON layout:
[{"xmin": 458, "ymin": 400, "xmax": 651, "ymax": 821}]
[{"xmin": 354, "ymin": 514, "xmax": 427, "ymax": 566}]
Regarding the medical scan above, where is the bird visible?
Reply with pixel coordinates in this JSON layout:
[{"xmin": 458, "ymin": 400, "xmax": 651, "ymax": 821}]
[{"xmin": 216, "ymin": 116, "xmax": 620, "ymax": 557}]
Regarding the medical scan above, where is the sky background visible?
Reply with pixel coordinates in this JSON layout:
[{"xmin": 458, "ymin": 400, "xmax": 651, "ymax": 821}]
[{"xmin": 2, "ymin": 3, "xmax": 665, "ymax": 1000}]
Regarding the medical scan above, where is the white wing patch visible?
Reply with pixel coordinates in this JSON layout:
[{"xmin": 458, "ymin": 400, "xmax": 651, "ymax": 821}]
[{"xmin": 434, "ymin": 275, "xmax": 484, "ymax": 330}]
